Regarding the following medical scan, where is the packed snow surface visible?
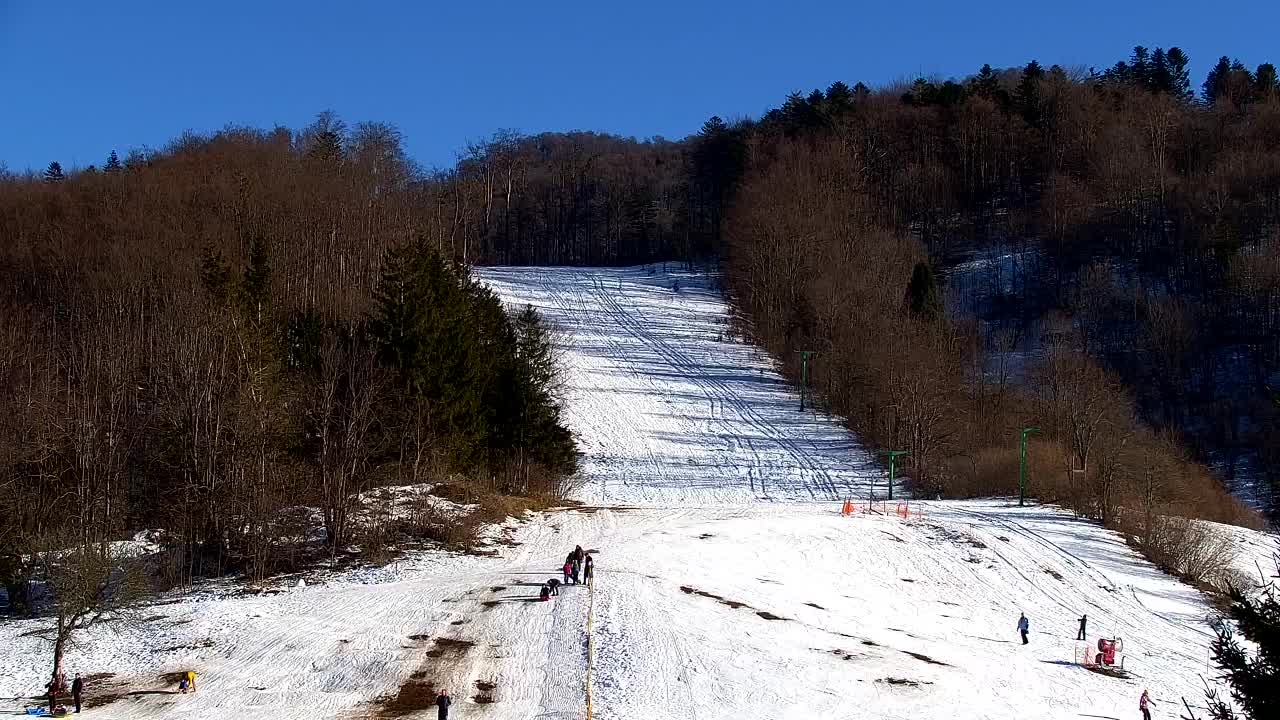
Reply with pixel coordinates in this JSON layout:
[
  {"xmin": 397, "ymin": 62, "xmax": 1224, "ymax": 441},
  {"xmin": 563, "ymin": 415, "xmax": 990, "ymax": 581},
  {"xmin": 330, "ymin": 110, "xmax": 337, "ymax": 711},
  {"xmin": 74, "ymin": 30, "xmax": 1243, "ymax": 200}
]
[{"xmin": 1, "ymin": 265, "xmax": 1274, "ymax": 720}]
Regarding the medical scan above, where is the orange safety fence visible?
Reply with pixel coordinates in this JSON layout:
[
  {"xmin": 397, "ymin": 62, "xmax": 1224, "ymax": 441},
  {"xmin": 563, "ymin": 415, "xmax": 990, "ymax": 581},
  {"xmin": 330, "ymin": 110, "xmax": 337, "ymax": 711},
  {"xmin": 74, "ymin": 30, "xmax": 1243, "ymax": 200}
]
[{"xmin": 839, "ymin": 500, "xmax": 923, "ymax": 519}]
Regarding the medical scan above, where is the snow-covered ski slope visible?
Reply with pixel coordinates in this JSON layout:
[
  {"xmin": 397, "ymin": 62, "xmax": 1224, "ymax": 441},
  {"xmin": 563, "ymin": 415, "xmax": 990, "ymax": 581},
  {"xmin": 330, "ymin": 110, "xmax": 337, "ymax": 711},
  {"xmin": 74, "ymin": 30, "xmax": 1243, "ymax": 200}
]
[
  {"xmin": 2, "ymin": 264, "xmax": 1275, "ymax": 720},
  {"xmin": 476, "ymin": 266, "xmax": 883, "ymax": 505}
]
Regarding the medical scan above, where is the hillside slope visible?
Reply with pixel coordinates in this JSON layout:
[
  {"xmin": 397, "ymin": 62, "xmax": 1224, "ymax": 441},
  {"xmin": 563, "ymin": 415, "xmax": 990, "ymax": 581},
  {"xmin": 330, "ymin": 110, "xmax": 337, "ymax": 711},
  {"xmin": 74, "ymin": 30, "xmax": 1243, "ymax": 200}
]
[
  {"xmin": 1, "ymin": 265, "xmax": 1273, "ymax": 720},
  {"xmin": 476, "ymin": 265, "xmax": 883, "ymax": 505}
]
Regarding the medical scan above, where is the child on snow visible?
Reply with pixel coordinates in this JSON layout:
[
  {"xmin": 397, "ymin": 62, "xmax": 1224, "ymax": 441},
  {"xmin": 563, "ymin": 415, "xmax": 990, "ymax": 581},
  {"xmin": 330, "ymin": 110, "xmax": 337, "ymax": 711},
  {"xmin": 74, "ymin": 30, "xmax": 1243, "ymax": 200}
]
[{"xmin": 540, "ymin": 583, "xmax": 551, "ymax": 602}]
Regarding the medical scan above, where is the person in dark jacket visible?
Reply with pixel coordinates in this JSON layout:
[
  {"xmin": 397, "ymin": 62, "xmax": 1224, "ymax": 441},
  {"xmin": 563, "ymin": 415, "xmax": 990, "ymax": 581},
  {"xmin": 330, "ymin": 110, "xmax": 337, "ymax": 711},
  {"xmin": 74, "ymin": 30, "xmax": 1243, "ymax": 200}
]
[
  {"xmin": 436, "ymin": 688, "xmax": 451, "ymax": 720},
  {"xmin": 1017, "ymin": 613, "xmax": 1030, "ymax": 644},
  {"xmin": 539, "ymin": 583, "xmax": 551, "ymax": 602},
  {"xmin": 72, "ymin": 673, "xmax": 84, "ymax": 713},
  {"xmin": 547, "ymin": 578, "xmax": 561, "ymax": 596},
  {"xmin": 570, "ymin": 558, "xmax": 581, "ymax": 585},
  {"xmin": 46, "ymin": 678, "xmax": 57, "ymax": 714},
  {"xmin": 1077, "ymin": 614, "xmax": 1087, "ymax": 641},
  {"xmin": 584, "ymin": 558, "xmax": 594, "ymax": 587},
  {"xmin": 574, "ymin": 545, "xmax": 585, "ymax": 566}
]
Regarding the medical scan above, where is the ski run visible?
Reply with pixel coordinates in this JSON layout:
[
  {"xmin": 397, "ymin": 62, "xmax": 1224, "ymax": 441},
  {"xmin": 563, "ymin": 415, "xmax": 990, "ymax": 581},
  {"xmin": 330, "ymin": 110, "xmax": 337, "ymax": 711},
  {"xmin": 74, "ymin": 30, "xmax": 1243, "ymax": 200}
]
[{"xmin": 2, "ymin": 265, "xmax": 1276, "ymax": 720}]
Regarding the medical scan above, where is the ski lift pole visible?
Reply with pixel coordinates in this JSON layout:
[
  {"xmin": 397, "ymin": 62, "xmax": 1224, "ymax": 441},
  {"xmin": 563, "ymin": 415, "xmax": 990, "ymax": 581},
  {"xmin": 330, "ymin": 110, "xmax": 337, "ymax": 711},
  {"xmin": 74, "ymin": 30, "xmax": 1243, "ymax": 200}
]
[
  {"xmin": 881, "ymin": 450, "xmax": 908, "ymax": 501},
  {"xmin": 797, "ymin": 350, "xmax": 817, "ymax": 411},
  {"xmin": 1019, "ymin": 426, "xmax": 1040, "ymax": 507}
]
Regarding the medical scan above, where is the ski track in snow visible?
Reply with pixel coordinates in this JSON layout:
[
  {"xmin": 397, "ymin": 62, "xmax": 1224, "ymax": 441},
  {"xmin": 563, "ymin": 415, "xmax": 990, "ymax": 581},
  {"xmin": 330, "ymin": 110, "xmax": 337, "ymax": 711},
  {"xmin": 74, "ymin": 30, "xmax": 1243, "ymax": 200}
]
[{"xmin": 1, "ymin": 264, "xmax": 1276, "ymax": 720}]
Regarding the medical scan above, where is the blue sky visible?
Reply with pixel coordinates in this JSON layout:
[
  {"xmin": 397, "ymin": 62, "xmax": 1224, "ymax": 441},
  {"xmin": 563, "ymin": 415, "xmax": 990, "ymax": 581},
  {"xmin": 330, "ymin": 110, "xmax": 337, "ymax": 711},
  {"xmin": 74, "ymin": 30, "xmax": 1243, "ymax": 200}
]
[{"xmin": 2, "ymin": 0, "xmax": 1276, "ymax": 173}]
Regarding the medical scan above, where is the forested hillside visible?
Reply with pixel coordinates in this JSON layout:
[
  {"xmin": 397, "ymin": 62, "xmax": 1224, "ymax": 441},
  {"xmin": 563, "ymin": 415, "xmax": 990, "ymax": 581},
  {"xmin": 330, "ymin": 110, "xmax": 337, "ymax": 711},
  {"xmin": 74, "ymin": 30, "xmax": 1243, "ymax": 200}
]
[
  {"xmin": 722, "ymin": 47, "xmax": 1280, "ymax": 529},
  {"xmin": 0, "ymin": 125, "xmax": 576, "ymax": 598}
]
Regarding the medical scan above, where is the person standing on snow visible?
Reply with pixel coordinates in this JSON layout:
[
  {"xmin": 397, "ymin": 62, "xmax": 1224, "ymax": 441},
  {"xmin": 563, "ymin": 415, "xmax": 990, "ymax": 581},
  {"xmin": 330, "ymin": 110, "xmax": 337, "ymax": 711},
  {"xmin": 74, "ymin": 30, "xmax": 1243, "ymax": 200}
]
[
  {"xmin": 72, "ymin": 673, "xmax": 84, "ymax": 713},
  {"xmin": 1017, "ymin": 612, "xmax": 1030, "ymax": 644},
  {"xmin": 1077, "ymin": 614, "xmax": 1087, "ymax": 641},
  {"xmin": 436, "ymin": 688, "xmax": 452, "ymax": 720},
  {"xmin": 584, "ymin": 555, "xmax": 594, "ymax": 587},
  {"xmin": 45, "ymin": 677, "xmax": 58, "ymax": 714},
  {"xmin": 563, "ymin": 559, "xmax": 573, "ymax": 585},
  {"xmin": 1139, "ymin": 689, "xmax": 1152, "ymax": 720}
]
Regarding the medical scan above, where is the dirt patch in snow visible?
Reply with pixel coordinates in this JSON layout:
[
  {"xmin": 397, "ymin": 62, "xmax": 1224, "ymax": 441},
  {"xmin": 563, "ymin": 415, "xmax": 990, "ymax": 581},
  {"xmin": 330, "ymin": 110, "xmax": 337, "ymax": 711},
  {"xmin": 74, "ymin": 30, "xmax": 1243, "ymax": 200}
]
[
  {"xmin": 1043, "ymin": 568, "xmax": 1064, "ymax": 581},
  {"xmin": 363, "ymin": 637, "xmax": 475, "ymax": 718},
  {"xmin": 805, "ymin": 602, "xmax": 825, "ymax": 609},
  {"xmin": 679, "ymin": 585, "xmax": 750, "ymax": 609},
  {"xmin": 756, "ymin": 611, "xmax": 788, "ymax": 621},
  {"xmin": 903, "ymin": 650, "xmax": 950, "ymax": 666},
  {"xmin": 877, "ymin": 677, "xmax": 933, "ymax": 687}
]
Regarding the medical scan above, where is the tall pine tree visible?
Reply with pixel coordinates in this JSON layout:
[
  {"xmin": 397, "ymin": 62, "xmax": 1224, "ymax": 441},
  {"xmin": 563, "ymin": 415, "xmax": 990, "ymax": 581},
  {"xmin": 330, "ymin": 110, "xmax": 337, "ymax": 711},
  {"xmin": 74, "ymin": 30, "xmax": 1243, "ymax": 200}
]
[
  {"xmin": 43, "ymin": 161, "xmax": 64, "ymax": 183},
  {"xmin": 1016, "ymin": 61, "xmax": 1045, "ymax": 128}
]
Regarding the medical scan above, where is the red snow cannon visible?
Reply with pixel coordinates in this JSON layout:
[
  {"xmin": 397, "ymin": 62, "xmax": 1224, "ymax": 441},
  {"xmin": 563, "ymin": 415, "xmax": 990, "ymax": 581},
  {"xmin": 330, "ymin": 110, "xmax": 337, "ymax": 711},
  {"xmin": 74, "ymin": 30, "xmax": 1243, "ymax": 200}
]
[{"xmin": 1095, "ymin": 637, "xmax": 1123, "ymax": 666}]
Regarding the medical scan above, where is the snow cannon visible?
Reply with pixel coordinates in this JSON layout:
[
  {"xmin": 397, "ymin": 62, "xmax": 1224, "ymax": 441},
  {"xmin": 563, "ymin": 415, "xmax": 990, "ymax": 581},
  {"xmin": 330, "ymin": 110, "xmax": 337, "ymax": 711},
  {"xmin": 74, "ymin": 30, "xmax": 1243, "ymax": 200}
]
[{"xmin": 1095, "ymin": 637, "xmax": 1123, "ymax": 667}]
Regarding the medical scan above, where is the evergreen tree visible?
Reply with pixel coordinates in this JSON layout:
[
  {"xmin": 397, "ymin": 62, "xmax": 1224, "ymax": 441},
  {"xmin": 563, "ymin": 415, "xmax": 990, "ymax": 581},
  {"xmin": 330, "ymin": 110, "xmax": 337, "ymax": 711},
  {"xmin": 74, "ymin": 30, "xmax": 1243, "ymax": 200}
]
[
  {"xmin": 905, "ymin": 262, "xmax": 942, "ymax": 322},
  {"xmin": 972, "ymin": 63, "xmax": 1001, "ymax": 100},
  {"xmin": 1016, "ymin": 60, "xmax": 1045, "ymax": 128},
  {"xmin": 43, "ymin": 161, "xmax": 64, "ymax": 183},
  {"xmin": 852, "ymin": 82, "xmax": 871, "ymax": 103},
  {"xmin": 104, "ymin": 150, "xmax": 122, "ymax": 174},
  {"xmin": 1130, "ymin": 46, "xmax": 1152, "ymax": 89},
  {"xmin": 1150, "ymin": 48, "xmax": 1172, "ymax": 93},
  {"xmin": 1204, "ymin": 56, "xmax": 1233, "ymax": 104},
  {"xmin": 826, "ymin": 81, "xmax": 853, "ymax": 115},
  {"xmin": 1166, "ymin": 47, "xmax": 1193, "ymax": 100},
  {"xmin": 1203, "ymin": 584, "xmax": 1280, "ymax": 720},
  {"xmin": 1256, "ymin": 64, "xmax": 1278, "ymax": 99}
]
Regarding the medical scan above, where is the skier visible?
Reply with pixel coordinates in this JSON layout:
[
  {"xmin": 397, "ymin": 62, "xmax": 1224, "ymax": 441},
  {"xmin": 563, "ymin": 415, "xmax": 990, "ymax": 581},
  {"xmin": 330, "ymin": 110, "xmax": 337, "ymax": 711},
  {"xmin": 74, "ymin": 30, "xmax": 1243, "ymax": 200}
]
[
  {"xmin": 1077, "ymin": 614, "xmax": 1087, "ymax": 641},
  {"xmin": 547, "ymin": 578, "xmax": 561, "ymax": 596},
  {"xmin": 72, "ymin": 673, "xmax": 84, "ymax": 714},
  {"xmin": 436, "ymin": 688, "xmax": 452, "ymax": 720},
  {"xmin": 1017, "ymin": 612, "xmax": 1030, "ymax": 645},
  {"xmin": 539, "ymin": 583, "xmax": 551, "ymax": 602},
  {"xmin": 563, "ymin": 560, "xmax": 573, "ymax": 585},
  {"xmin": 584, "ymin": 556, "xmax": 594, "ymax": 587},
  {"xmin": 1139, "ymin": 689, "xmax": 1151, "ymax": 720}
]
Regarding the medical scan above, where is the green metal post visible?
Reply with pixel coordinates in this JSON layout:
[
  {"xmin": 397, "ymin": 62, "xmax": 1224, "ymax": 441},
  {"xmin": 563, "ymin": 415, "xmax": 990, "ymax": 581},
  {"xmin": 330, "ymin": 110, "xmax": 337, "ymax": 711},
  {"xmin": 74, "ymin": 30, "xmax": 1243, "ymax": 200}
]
[
  {"xmin": 797, "ymin": 351, "xmax": 816, "ymax": 411},
  {"xmin": 1019, "ymin": 427, "xmax": 1040, "ymax": 507},
  {"xmin": 880, "ymin": 450, "xmax": 908, "ymax": 501}
]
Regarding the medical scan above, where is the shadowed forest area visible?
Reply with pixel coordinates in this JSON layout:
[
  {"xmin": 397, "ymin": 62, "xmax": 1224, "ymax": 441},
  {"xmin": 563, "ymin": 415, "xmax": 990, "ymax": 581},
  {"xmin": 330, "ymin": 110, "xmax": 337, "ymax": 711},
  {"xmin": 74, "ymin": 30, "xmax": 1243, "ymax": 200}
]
[{"xmin": 2, "ymin": 45, "xmax": 1278, "ymax": 607}]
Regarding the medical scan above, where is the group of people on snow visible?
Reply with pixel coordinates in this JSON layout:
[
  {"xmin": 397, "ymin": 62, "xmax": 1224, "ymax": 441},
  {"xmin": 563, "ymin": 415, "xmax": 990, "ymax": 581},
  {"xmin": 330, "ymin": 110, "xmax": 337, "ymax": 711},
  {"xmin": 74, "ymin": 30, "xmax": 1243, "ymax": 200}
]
[
  {"xmin": 540, "ymin": 544, "xmax": 592, "ymax": 601},
  {"xmin": 41, "ymin": 672, "xmax": 83, "ymax": 715},
  {"xmin": 1016, "ymin": 611, "xmax": 1154, "ymax": 718}
]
